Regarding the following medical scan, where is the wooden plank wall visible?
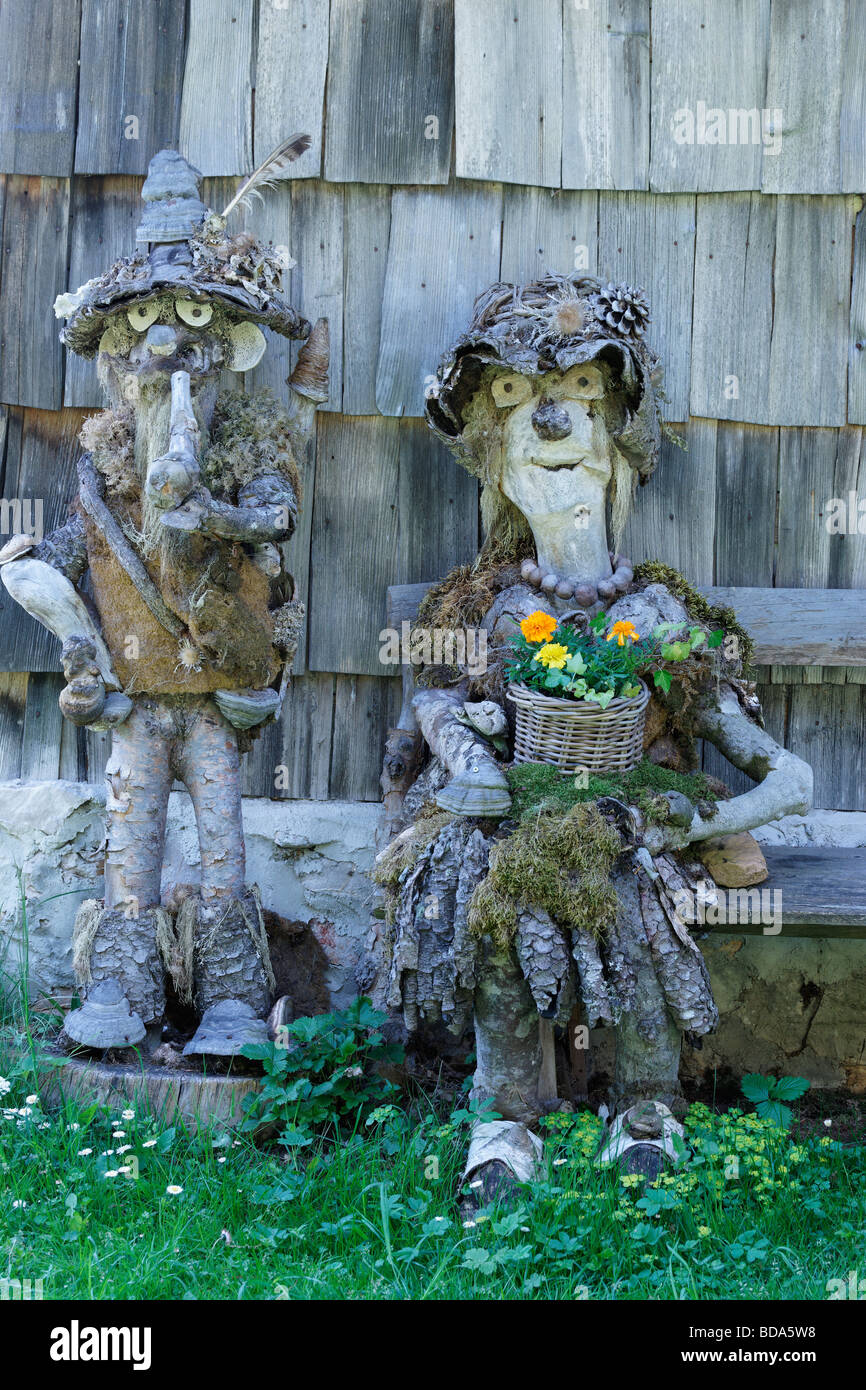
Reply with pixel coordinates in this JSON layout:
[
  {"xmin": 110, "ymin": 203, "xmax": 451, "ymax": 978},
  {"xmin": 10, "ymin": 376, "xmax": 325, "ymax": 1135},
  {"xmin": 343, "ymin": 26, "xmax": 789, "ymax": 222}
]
[{"xmin": 0, "ymin": 0, "xmax": 864, "ymax": 810}]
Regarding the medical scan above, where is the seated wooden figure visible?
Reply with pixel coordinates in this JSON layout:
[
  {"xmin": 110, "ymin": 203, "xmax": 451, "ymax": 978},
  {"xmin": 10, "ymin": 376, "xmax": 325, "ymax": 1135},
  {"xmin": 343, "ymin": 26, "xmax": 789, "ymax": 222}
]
[
  {"xmin": 0, "ymin": 146, "xmax": 328, "ymax": 1058},
  {"xmin": 376, "ymin": 273, "xmax": 813, "ymax": 1196}
]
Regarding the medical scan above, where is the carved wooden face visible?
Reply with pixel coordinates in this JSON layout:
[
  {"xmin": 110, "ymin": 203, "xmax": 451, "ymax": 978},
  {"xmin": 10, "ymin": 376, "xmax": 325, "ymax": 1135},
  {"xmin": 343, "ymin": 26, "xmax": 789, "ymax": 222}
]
[
  {"xmin": 97, "ymin": 294, "xmax": 266, "ymax": 400},
  {"xmin": 496, "ymin": 363, "xmax": 613, "ymax": 522}
]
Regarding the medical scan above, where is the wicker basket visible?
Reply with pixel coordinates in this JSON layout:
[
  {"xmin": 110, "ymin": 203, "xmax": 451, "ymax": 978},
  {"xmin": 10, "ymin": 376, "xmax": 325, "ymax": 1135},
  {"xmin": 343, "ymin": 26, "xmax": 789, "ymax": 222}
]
[{"xmin": 507, "ymin": 679, "xmax": 650, "ymax": 776}]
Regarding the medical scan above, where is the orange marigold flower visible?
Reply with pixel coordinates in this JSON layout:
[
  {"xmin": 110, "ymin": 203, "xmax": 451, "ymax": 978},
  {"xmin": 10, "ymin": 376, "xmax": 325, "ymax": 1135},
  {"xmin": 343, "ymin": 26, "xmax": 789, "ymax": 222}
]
[
  {"xmin": 606, "ymin": 620, "xmax": 640, "ymax": 647},
  {"xmin": 520, "ymin": 610, "xmax": 557, "ymax": 644}
]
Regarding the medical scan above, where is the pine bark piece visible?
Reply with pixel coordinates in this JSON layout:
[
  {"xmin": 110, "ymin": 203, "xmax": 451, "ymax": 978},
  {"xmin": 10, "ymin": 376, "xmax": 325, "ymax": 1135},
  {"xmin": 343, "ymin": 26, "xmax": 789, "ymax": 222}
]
[
  {"xmin": 448, "ymin": 828, "xmax": 488, "ymax": 1028},
  {"xmin": 385, "ymin": 839, "xmax": 433, "ymax": 1029},
  {"xmin": 514, "ymin": 905, "xmax": 573, "ymax": 1021},
  {"xmin": 385, "ymin": 820, "xmax": 486, "ymax": 1036},
  {"xmin": 412, "ymin": 822, "xmax": 463, "ymax": 1025},
  {"xmin": 638, "ymin": 875, "xmax": 718, "ymax": 1037},
  {"xmin": 571, "ymin": 926, "xmax": 616, "ymax": 1028},
  {"xmin": 32, "ymin": 514, "xmax": 88, "ymax": 583},
  {"xmin": 73, "ymin": 900, "xmax": 167, "ymax": 1027},
  {"xmin": 192, "ymin": 889, "xmax": 273, "ymax": 1017}
]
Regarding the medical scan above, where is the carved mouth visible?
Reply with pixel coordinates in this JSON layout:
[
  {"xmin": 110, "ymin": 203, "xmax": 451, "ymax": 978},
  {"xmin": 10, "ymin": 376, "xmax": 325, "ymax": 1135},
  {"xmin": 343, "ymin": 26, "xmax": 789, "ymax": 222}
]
[{"xmin": 529, "ymin": 456, "xmax": 583, "ymax": 471}]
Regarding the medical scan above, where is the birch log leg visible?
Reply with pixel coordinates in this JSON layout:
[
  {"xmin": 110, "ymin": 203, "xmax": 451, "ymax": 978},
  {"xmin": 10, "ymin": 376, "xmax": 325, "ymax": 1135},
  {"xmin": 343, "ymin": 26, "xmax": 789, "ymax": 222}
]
[
  {"xmin": 413, "ymin": 687, "xmax": 511, "ymax": 816},
  {"xmin": 174, "ymin": 698, "xmax": 271, "ymax": 1017},
  {"xmin": 174, "ymin": 699, "xmax": 246, "ymax": 903},
  {"xmin": 608, "ymin": 863, "xmax": 683, "ymax": 1113},
  {"xmin": 85, "ymin": 700, "xmax": 175, "ymax": 1026},
  {"xmin": 462, "ymin": 938, "xmax": 546, "ymax": 1202},
  {"xmin": 104, "ymin": 702, "xmax": 173, "ymax": 913}
]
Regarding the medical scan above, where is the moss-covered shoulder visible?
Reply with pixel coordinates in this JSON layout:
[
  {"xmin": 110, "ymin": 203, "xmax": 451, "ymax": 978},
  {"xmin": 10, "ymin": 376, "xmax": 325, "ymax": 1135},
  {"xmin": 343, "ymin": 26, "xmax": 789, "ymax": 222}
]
[{"xmin": 633, "ymin": 560, "xmax": 755, "ymax": 671}]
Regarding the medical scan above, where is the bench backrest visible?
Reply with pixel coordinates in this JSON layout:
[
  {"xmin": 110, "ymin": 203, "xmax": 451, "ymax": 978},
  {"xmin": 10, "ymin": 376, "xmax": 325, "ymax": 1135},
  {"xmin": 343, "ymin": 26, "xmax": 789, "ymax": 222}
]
[{"xmin": 386, "ymin": 584, "xmax": 866, "ymax": 667}]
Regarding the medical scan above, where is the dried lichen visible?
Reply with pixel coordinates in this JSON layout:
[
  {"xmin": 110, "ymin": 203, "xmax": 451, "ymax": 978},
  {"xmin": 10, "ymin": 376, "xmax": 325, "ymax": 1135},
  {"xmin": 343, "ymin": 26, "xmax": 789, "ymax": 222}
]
[
  {"xmin": 80, "ymin": 406, "xmax": 137, "ymax": 500},
  {"xmin": 467, "ymin": 801, "xmax": 622, "ymax": 947},
  {"xmin": 202, "ymin": 388, "xmax": 301, "ymax": 501},
  {"xmin": 372, "ymin": 810, "xmax": 455, "ymax": 913},
  {"xmin": 271, "ymin": 598, "xmax": 305, "ymax": 662}
]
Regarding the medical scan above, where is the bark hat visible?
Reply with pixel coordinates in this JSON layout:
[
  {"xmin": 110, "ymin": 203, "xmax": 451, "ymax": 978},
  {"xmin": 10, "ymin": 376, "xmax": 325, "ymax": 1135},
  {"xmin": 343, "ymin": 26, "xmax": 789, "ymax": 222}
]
[
  {"xmin": 54, "ymin": 146, "xmax": 311, "ymax": 358},
  {"xmin": 425, "ymin": 272, "xmax": 665, "ymax": 482}
]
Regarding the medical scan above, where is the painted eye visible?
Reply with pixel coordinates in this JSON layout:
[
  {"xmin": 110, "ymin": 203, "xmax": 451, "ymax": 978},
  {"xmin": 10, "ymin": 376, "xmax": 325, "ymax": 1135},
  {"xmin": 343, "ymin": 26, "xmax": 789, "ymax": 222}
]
[
  {"xmin": 226, "ymin": 321, "xmax": 267, "ymax": 371},
  {"xmin": 98, "ymin": 322, "xmax": 126, "ymax": 355},
  {"xmin": 491, "ymin": 373, "xmax": 532, "ymax": 407},
  {"xmin": 126, "ymin": 302, "xmax": 159, "ymax": 331},
  {"xmin": 175, "ymin": 298, "xmax": 213, "ymax": 327},
  {"xmin": 560, "ymin": 364, "xmax": 604, "ymax": 399}
]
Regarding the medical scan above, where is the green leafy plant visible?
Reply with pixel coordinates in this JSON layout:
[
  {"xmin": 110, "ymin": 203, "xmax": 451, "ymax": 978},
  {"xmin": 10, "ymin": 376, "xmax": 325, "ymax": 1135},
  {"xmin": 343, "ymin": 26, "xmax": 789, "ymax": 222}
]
[
  {"xmin": 504, "ymin": 608, "xmax": 723, "ymax": 706},
  {"xmin": 239, "ymin": 998, "xmax": 404, "ymax": 1145},
  {"xmin": 740, "ymin": 1072, "xmax": 810, "ymax": 1128}
]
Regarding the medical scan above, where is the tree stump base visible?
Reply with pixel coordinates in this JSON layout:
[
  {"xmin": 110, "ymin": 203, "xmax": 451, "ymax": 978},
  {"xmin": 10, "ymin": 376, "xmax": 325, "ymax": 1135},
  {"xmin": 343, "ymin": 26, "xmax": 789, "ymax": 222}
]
[{"xmin": 38, "ymin": 1049, "xmax": 261, "ymax": 1134}]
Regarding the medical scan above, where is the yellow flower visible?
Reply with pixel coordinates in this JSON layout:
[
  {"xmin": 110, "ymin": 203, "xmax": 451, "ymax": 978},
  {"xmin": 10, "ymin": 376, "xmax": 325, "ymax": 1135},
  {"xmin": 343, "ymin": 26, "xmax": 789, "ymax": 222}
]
[
  {"xmin": 698, "ymin": 1226, "xmax": 711, "ymax": 1237},
  {"xmin": 606, "ymin": 620, "xmax": 640, "ymax": 647},
  {"xmin": 534, "ymin": 643, "xmax": 569, "ymax": 670},
  {"xmin": 521, "ymin": 610, "xmax": 557, "ymax": 644}
]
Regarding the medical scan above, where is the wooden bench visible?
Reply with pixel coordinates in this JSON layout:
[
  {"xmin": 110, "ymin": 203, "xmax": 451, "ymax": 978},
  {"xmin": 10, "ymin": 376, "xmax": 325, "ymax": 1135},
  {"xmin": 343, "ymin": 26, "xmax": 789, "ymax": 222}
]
[{"xmin": 386, "ymin": 582, "xmax": 866, "ymax": 940}]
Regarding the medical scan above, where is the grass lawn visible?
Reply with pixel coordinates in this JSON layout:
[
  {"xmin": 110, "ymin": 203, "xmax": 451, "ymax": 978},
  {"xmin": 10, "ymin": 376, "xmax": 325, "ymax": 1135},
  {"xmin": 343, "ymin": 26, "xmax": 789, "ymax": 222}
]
[{"xmin": 2, "ymin": 1013, "xmax": 865, "ymax": 1301}]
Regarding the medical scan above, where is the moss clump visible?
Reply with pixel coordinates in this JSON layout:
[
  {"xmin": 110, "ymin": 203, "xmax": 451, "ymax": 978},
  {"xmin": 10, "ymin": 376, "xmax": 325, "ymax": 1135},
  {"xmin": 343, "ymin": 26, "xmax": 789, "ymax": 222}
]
[
  {"xmin": 203, "ymin": 389, "xmax": 301, "ymax": 502},
  {"xmin": 372, "ymin": 811, "xmax": 456, "ymax": 891},
  {"xmin": 633, "ymin": 560, "xmax": 755, "ymax": 671},
  {"xmin": 467, "ymin": 801, "xmax": 622, "ymax": 947},
  {"xmin": 506, "ymin": 758, "xmax": 718, "ymax": 826}
]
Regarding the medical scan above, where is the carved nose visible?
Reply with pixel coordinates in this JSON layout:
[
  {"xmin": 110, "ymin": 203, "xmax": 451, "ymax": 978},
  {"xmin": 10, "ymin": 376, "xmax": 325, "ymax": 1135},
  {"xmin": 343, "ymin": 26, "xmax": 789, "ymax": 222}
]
[
  {"xmin": 531, "ymin": 398, "xmax": 572, "ymax": 441},
  {"xmin": 145, "ymin": 324, "xmax": 176, "ymax": 356}
]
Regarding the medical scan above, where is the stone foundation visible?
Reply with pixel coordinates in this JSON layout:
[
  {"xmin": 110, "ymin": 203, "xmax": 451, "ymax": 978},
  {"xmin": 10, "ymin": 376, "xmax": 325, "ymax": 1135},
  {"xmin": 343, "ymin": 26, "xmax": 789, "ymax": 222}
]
[
  {"xmin": 0, "ymin": 780, "xmax": 383, "ymax": 1014},
  {"xmin": 0, "ymin": 781, "xmax": 863, "ymax": 1090}
]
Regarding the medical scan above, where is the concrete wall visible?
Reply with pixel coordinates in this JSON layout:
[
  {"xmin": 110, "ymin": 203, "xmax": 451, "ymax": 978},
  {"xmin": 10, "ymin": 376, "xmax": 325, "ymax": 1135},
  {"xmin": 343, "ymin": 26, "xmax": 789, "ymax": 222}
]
[
  {"xmin": 1, "ymin": 780, "xmax": 864, "ymax": 1091},
  {"xmin": 0, "ymin": 780, "xmax": 384, "ymax": 1014}
]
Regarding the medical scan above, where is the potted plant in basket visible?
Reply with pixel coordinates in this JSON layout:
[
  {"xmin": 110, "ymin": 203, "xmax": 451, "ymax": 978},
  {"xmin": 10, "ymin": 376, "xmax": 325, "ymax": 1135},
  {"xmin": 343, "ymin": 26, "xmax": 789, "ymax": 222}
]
[{"xmin": 504, "ymin": 609, "xmax": 724, "ymax": 775}]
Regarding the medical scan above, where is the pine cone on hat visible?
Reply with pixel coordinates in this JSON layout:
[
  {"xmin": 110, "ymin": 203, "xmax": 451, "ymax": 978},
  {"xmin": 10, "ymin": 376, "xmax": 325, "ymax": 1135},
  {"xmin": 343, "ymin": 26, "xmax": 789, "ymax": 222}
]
[{"xmin": 590, "ymin": 282, "xmax": 651, "ymax": 343}]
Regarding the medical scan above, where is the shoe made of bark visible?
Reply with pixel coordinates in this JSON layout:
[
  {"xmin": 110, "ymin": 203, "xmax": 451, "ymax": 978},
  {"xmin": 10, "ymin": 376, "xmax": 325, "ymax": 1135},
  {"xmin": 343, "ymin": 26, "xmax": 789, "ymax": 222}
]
[
  {"xmin": 182, "ymin": 998, "xmax": 269, "ymax": 1057},
  {"xmin": 597, "ymin": 1100, "xmax": 686, "ymax": 1170},
  {"xmin": 460, "ymin": 1160, "xmax": 522, "ymax": 1217},
  {"xmin": 617, "ymin": 1142, "xmax": 668, "ymax": 1182},
  {"xmin": 62, "ymin": 978, "xmax": 146, "ymax": 1050}
]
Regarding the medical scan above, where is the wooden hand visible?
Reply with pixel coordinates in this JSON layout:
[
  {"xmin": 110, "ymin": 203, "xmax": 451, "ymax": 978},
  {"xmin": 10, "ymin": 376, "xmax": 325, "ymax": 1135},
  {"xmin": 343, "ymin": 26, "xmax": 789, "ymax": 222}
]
[
  {"xmin": 59, "ymin": 635, "xmax": 106, "ymax": 726},
  {"xmin": 160, "ymin": 475, "xmax": 298, "ymax": 544}
]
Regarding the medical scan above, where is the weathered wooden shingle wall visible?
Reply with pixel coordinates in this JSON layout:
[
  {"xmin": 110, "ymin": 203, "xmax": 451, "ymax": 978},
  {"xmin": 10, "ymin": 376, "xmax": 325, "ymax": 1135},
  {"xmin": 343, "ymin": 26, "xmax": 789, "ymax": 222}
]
[{"xmin": 0, "ymin": 0, "xmax": 864, "ymax": 807}]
